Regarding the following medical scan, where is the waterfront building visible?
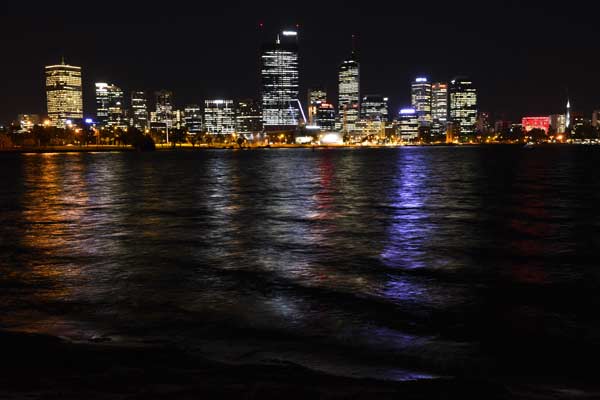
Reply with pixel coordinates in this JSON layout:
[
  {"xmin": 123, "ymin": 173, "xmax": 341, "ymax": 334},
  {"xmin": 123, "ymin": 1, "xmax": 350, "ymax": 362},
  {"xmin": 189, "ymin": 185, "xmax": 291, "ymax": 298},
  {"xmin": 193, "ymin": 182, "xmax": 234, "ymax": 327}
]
[
  {"xmin": 476, "ymin": 112, "xmax": 491, "ymax": 134},
  {"xmin": 18, "ymin": 114, "xmax": 41, "ymax": 130},
  {"xmin": 411, "ymin": 77, "xmax": 432, "ymax": 126},
  {"xmin": 431, "ymin": 82, "xmax": 448, "ymax": 135},
  {"xmin": 150, "ymin": 90, "xmax": 175, "ymax": 131},
  {"xmin": 45, "ymin": 60, "xmax": 83, "ymax": 127},
  {"xmin": 446, "ymin": 121, "xmax": 461, "ymax": 143},
  {"xmin": 261, "ymin": 30, "xmax": 300, "ymax": 129},
  {"xmin": 338, "ymin": 50, "xmax": 360, "ymax": 132},
  {"xmin": 95, "ymin": 82, "xmax": 126, "ymax": 129},
  {"xmin": 236, "ymin": 99, "xmax": 263, "ymax": 135},
  {"xmin": 549, "ymin": 114, "xmax": 566, "ymax": 134},
  {"xmin": 593, "ymin": 110, "xmax": 600, "ymax": 128},
  {"xmin": 571, "ymin": 112, "xmax": 585, "ymax": 132},
  {"xmin": 397, "ymin": 108, "xmax": 419, "ymax": 142},
  {"xmin": 183, "ymin": 105, "xmax": 203, "ymax": 134},
  {"xmin": 307, "ymin": 87, "xmax": 327, "ymax": 124},
  {"xmin": 361, "ymin": 95, "xmax": 389, "ymax": 122},
  {"xmin": 315, "ymin": 102, "xmax": 336, "ymax": 131},
  {"xmin": 522, "ymin": 116, "xmax": 550, "ymax": 133},
  {"xmin": 130, "ymin": 91, "xmax": 148, "ymax": 130},
  {"xmin": 449, "ymin": 77, "xmax": 478, "ymax": 140},
  {"xmin": 204, "ymin": 100, "xmax": 236, "ymax": 135}
]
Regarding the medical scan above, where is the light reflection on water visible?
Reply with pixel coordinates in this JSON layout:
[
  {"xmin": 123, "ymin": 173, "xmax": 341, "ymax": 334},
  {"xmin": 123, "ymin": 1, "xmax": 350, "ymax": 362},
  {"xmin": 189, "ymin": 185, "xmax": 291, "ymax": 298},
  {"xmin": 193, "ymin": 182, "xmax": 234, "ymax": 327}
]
[{"xmin": 1, "ymin": 147, "xmax": 600, "ymax": 381}]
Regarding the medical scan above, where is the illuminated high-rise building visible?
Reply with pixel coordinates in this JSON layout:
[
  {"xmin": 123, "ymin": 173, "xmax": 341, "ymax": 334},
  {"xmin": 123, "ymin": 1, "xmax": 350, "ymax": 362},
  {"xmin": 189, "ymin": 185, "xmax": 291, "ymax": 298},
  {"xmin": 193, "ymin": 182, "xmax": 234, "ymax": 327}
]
[
  {"xmin": 45, "ymin": 60, "xmax": 83, "ymax": 127},
  {"xmin": 338, "ymin": 50, "xmax": 360, "ymax": 131},
  {"xmin": 397, "ymin": 108, "xmax": 419, "ymax": 142},
  {"xmin": 449, "ymin": 77, "xmax": 478, "ymax": 139},
  {"xmin": 150, "ymin": 90, "xmax": 175, "ymax": 131},
  {"xmin": 183, "ymin": 105, "xmax": 203, "ymax": 134},
  {"xmin": 549, "ymin": 114, "xmax": 566, "ymax": 134},
  {"xmin": 95, "ymin": 82, "xmax": 126, "ymax": 128},
  {"xmin": 130, "ymin": 91, "xmax": 148, "ymax": 130},
  {"xmin": 261, "ymin": 30, "xmax": 300, "ymax": 129},
  {"xmin": 431, "ymin": 82, "xmax": 448, "ymax": 134},
  {"xmin": 308, "ymin": 87, "xmax": 327, "ymax": 124},
  {"xmin": 361, "ymin": 95, "xmax": 389, "ymax": 122},
  {"xmin": 236, "ymin": 99, "xmax": 263, "ymax": 135},
  {"xmin": 411, "ymin": 77, "xmax": 432, "ymax": 126},
  {"xmin": 204, "ymin": 100, "xmax": 236, "ymax": 135},
  {"xmin": 315, "ymin": 102, "xmax": 336, "ymax": 130}
]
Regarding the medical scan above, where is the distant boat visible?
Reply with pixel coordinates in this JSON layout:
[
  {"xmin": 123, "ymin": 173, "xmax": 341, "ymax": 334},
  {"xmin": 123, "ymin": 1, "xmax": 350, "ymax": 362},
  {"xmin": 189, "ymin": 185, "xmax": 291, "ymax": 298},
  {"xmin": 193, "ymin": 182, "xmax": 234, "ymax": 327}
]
[{"xmin": 524, "ymin": 142, "xmax": 535, "ymax": 149}]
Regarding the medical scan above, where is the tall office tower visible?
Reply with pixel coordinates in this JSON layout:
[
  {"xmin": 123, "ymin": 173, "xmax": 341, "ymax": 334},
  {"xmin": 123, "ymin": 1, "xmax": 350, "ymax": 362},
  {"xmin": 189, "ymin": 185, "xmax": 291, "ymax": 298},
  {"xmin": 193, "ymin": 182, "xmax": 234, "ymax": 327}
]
[
  {"xmin": 204, "ymin": 100, "xmax": 236, "ymax": 135},
  {"xmin": 95, "ymin": 82, "xmax": 125, "ymax": 128},
  {"xmin": 315, "ymin": 102, "xmax": 336, "ymax": 130},
  {"xmin": 361, "ymin": 95, "xmax": 389, "ymax": 121},
  {"xmin": 398, "ymin": 108, "xmax": 419, "ymax": 142},
  {"xmin": 183, "ymin": 105, "xmax": 203, "ymax": 134},
  {"xmin": 151, "ymin": 90, "xmax": 175, "ymax": 130},
  {"xmin": 261, "ymin": 30, "xmax": 300, "ymax": 129},
  {"xmin": 411, "ymin": 77, "xmax": 432, "ymax": 126},
  {"xmin": 236, "ymin": 99, "xmax": 263, "ymax": 135},
  {"xmin": 130, "ymin": 91, "xmax": 148, "ymax": 130},
  {"xmin": 338, "ymin": 50, "xmax": 360, "ymax": 131},
  {"xmin": 307, "ymin": 87, "xmax": 327, "ymax": 124},
  {"xmin": 45, "ymin": 60, "xmax": 83, "ymax": 127},
  {"xmin": 449, "ymin": 77, "xmax": 478, "ymax": 139},
  {"xmin": 431, "ymin": 82, "xmax": 448, "ymax": 134}
]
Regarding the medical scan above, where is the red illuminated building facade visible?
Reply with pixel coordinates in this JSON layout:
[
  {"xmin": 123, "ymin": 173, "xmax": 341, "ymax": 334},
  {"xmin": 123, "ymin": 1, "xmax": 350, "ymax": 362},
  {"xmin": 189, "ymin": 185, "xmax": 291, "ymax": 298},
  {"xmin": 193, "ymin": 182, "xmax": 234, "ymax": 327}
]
[{"xmin": 522, "ymin": 116, "xmax": 550, "ymax": 133}]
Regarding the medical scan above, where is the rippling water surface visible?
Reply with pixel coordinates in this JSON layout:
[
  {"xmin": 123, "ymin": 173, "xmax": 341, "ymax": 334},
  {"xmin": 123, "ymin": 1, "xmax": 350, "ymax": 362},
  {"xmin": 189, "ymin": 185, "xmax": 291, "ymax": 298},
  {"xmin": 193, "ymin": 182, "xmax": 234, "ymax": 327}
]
[{"xmin": 1, "ymin": 146, "xmax": 600, "ymax": 381}]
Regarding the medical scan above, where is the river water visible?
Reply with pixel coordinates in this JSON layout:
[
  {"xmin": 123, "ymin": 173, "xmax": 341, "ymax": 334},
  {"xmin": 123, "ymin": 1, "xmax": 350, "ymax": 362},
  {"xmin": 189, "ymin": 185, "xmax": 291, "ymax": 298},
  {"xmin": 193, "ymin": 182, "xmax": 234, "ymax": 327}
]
[{"xmin": 1, "ymin": 146, "xmax": 599, "ymax": 383}]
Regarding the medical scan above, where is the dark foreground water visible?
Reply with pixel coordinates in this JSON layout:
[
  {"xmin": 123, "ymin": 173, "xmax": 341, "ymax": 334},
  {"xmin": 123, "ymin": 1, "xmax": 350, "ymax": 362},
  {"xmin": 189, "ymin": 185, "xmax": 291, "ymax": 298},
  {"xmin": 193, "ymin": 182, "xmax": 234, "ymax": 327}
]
[{"xmin": 1, "ymin": 146, "xmax": 600, "ymax": 383}]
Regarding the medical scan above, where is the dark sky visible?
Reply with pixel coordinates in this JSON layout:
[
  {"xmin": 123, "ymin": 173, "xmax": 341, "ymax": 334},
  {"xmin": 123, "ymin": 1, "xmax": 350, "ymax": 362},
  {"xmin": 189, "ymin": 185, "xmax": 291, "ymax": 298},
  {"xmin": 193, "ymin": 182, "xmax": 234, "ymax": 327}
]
[{"xmin": 1, "ymin": 0, "xmax": 599, "ymax": 123}]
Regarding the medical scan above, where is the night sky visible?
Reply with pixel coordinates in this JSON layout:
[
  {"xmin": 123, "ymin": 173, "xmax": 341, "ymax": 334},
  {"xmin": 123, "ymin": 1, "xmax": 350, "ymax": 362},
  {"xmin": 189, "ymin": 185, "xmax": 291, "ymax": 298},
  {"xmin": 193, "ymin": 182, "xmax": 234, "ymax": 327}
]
[{"xmin": 1, "ymin": 0, "xmax": 599, "ymax": 124}]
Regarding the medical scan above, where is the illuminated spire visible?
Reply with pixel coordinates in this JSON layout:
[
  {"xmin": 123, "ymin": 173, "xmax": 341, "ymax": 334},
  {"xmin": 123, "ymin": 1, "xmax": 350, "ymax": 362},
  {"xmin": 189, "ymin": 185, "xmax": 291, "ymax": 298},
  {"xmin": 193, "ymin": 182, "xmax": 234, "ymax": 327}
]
[{"xmin": 566, "ymin": 98, "xmax": 571, "ymax": 128}]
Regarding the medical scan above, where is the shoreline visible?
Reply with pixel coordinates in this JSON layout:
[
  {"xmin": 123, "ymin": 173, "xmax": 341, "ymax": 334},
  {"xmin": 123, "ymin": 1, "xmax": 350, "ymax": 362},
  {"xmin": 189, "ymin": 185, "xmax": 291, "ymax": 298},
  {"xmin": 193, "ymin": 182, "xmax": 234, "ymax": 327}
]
[{"xmin": 0, "ymin": 142, "xmax": 592, "ymax": 154}]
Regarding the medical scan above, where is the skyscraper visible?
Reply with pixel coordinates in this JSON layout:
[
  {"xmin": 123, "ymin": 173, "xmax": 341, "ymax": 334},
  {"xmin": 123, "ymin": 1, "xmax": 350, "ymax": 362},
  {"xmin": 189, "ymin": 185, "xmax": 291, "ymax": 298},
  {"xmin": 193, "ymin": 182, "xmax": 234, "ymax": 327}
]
[
  {"xmin": 204, "ymin": 100, "xmax": 236, "ymax": 135},
  {"xmin": 431, "ymin": 82, "xmax": 448, "ymax": 135},
  {"xmin": 236, "ymin": 99, "xmax": 263, "ymax": 135},
  {"xmin": 338, "ymin": 50, "xmax": 360, "ymax": 131},
  {"xmin": 449, "ymin": 77, "xmax": 478, "ymax": 139},
  {"xmin": 361, "ymin": 95, "xmax": 389, "ymax": 122},
  {"xmin": 95, "ymin": 82, "xmax": 125, "ymax": 128},
  {"xmin": 150, "ymin": 90, "xmax": 175, "ymax": 131},
  {"xmin": 45, "ymin": 60, "xmax": 83, "ymax": 127},
  {"xmin": 261, "ymin": 30, "xmax": 300, "ymax": 129},
  {"xmin": 411, "ymin": 77, "xmax": 432, "ymax": 126},
  {"xmin": 183, "ymin": 105, "xmax": 203, "ymax": 134},
  {"xmin": 130, "ymin": 91, "xmax": 148, "ymax": 130},
  {"xmin": 307, "ymin": 87, "xmax": 327, "ymax": 125},
  {"xmin": 549, "ymin": 114, "xmax": 566, "ymax": 134},
  {"xmin": 398, "ymin": 108, "xmax": 419, "ymax": 142},
  {"xmin": 315, "ymin": 102, "xmax": 336, "ymax": 131}
]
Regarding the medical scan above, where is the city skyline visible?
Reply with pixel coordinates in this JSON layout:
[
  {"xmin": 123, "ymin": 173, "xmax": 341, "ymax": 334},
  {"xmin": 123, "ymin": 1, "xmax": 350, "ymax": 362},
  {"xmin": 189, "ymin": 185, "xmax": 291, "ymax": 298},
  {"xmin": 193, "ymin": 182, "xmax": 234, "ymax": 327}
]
[{"xmin": 1, "ymin": 1, "xmax": 599, "ymax": 124}]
